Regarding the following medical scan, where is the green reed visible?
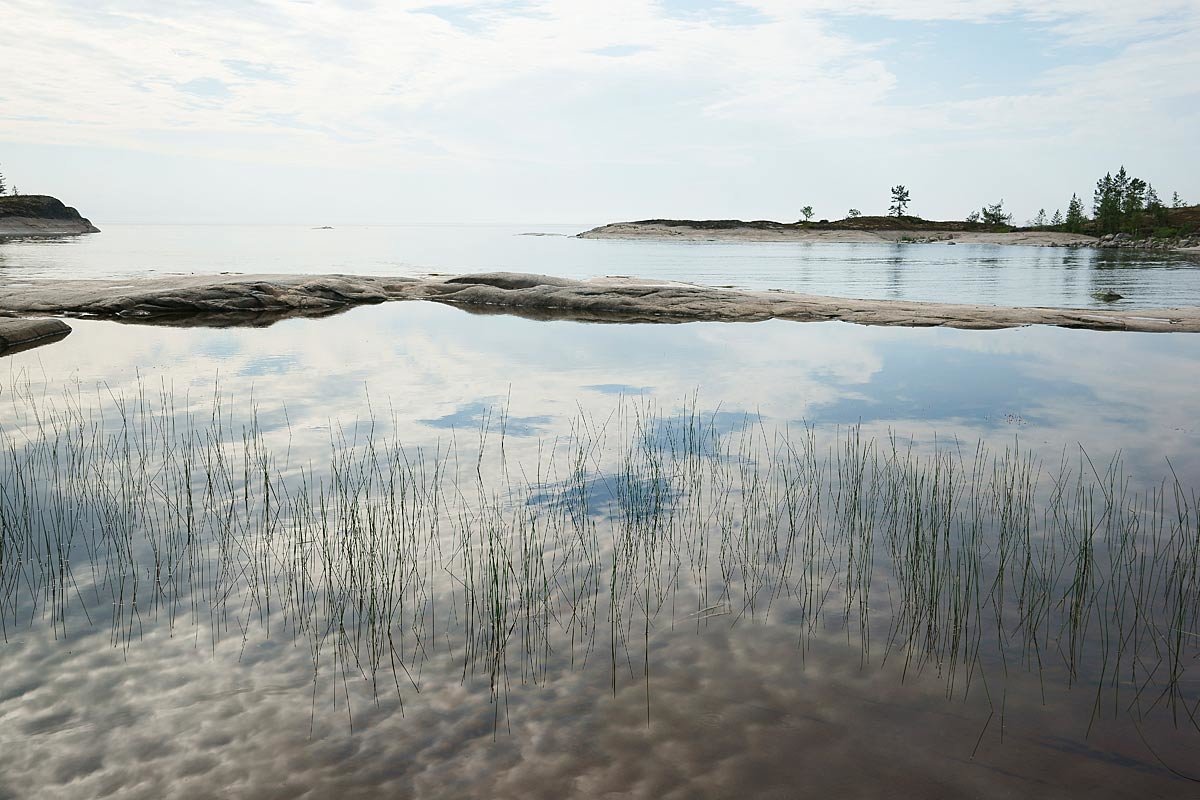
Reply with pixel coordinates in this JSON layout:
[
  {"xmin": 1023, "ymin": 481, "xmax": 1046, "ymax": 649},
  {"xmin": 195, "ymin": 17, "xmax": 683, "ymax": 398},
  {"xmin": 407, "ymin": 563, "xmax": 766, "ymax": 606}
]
[{"xmin": 1, "ymin": 376, "xmax": 1198, "ymax": 734}]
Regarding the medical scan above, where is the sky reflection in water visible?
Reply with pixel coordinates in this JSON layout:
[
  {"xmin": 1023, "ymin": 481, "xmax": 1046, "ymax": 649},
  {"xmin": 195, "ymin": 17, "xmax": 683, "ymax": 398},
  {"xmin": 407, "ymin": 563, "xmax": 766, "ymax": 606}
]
[
  {"xmin": 2, "ymin": 302, "xmax": 1200, "ymax": 798},
  {"xmin": 1, "ymin": 223, "xmax": 1199, "ymax": 308}
]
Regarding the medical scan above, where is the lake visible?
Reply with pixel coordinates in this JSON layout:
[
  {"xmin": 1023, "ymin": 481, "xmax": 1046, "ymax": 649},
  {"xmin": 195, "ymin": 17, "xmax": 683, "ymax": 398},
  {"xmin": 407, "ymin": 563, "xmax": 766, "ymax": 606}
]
[
  {"xmin": 1, "ymin": 223, "xmax": 1199, "ymax": 307},
  {"xmin": 2, "ymin": 227, "xmax": 1199, "ymax": 798}
]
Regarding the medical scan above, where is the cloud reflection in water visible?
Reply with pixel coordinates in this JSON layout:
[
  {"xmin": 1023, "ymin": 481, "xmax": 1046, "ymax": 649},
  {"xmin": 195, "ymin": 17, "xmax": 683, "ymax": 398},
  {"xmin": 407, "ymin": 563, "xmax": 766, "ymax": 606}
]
[{"xmin": 1, "ymin": 300, "xmax": 1200, "ymax": 797}]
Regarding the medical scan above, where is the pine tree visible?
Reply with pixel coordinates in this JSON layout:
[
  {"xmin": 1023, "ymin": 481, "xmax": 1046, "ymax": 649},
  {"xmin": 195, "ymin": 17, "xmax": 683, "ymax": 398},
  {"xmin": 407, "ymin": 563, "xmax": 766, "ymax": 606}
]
[
  {"xmin": 889, "ymin": 185, "xmax": 910, "ymax": 217},
  {"xmin": 1173, "ymin": 191, "xmax": 1187, "ymax": 209},
  {"xmin": 1031, "ymin": 208, "xmax": 1047, "ymax": 227},
  {"xmin": 1051, "ymin": 209, "xmax": 1064, "ymax": 227},
  {"xmin": 800, "ymin": 205, "xmax": 814, "ymax": 222},
  {"xmin": 980, "ymin": 200, "xmax": 1012, "ymax": 225},
  {"xmin": 0, "ymin": 166, "xmax": 6, "ymax": 196},
  {"xmin": 1065, "ymin": 193, "xmax": 1086, "ymax": 233}
]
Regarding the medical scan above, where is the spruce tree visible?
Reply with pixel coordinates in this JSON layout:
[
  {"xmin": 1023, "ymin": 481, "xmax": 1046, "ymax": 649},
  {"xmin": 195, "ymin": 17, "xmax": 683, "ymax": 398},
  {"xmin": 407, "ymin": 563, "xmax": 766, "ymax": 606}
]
[
  {"xmin": 1051, "ymin": 209, "xmax": 1064, "ymax": 227},
  {"xmin": 1093, "ymin": 172, "xmax": 1110, "ymax": 214},
  {"xmin": 1123, "ymin": 177, "xmax": 1146, "ymax": 234},
  {"xmin": 1113, "ymin": 167, "xmax": 1129, "ymax": 198},
  {"xmin": 1124, "ymin": 178, "xmax": 1144, "ymax": 213},
  {"xmin": 1065, "ymin": 193, "xmax": 1086, "ymax": 233},
  {"xmin": 0, "ymin": 166, "xmax": 6, "ymax": 196},
  {"xmin": 1094, "ymin": 172, "xmax": 1122, "ymax": 234}
]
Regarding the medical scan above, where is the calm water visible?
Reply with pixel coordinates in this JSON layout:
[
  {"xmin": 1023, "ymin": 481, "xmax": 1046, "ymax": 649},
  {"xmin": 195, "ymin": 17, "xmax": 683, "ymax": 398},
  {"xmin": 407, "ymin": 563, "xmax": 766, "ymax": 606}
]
[
  {"xmin": 2, "ymin": 295, "xmax": 1200, "ymax": 798},
  {"xmin": 1, "ymin": 223, "xmax": 1199, "ymax": 307}
]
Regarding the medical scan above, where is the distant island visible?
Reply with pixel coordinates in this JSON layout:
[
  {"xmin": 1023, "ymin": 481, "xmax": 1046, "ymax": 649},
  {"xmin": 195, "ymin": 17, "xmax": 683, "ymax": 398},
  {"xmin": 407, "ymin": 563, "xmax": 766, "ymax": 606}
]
[
  {"xmin": 578, "ymin": 217, "xmax": 1094, "ymax": 246},
  {"xmin": 580, "ymin": 170, "xmax": 1200, "ymax": 252},
  {"xmin": 580, "ymin": 207, "xmax": 1200, "ymax": 252},
  {"xmin": 0, "ymin": 195, "xmax": 99, "ymax": 236}
]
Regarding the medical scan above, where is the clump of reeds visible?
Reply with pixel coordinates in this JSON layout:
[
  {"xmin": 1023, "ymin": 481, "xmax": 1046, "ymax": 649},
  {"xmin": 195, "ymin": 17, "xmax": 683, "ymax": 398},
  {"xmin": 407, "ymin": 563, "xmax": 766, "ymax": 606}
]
[{"xmin": 1, "ymin": 376, "xmax": 1197, "ymax": 735}]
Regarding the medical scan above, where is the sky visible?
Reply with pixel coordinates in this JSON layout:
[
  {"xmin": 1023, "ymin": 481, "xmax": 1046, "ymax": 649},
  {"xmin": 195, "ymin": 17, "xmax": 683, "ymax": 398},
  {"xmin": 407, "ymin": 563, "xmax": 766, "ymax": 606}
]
[{"xmin": 1, "ymin": 0, "xmax": 1197, "ymax": 225}]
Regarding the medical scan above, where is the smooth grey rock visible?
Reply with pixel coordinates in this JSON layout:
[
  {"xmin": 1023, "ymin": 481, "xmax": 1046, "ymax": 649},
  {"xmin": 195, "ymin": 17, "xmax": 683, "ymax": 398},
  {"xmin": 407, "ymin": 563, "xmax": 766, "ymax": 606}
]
[
  {"xmin": 0, "ymin": 318, "xmax": 72, "ymax": 355},
  {"xmin": 2, "ymin": 272, "xmax": 1200, "ymax": 333}
]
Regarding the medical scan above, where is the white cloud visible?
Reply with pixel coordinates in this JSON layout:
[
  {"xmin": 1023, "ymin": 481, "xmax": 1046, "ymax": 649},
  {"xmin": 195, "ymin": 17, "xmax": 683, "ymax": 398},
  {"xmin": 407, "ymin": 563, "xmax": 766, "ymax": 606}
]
[{"xmin": 0, "ymin": 0, "xmax": 1196, "ymax": 221}]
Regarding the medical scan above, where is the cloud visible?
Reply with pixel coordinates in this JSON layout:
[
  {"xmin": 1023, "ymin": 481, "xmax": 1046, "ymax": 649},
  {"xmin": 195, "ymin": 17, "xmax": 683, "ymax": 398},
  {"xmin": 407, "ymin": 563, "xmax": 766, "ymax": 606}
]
[
  {"xmin": 1, "ymin": 0, "xmax": 1196, "ymax": 221},
  {"xmin": 4, "ymin": 1, "xmax": 1163, "ymax": 157}
]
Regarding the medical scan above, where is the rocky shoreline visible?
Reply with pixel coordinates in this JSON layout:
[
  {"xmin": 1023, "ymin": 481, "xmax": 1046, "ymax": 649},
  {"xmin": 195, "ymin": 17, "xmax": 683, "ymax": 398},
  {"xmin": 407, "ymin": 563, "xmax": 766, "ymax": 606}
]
[
  {"xmin": 0, "ymin": 195, "xmax": 100, "ymax": 237},
  {"xmin": 1093, "ymin": 232, "xmax": 1200, "ymax": 253},
  {"xmin": 2, "ymin": 273, "xmax": 1199, "ymax": 358}
]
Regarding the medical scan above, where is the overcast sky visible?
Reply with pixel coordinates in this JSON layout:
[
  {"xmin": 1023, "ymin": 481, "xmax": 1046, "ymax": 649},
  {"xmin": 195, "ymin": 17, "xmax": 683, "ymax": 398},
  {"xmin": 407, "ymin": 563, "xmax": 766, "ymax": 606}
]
[{"xmin": 1, "ymin": 0, "xmax": 1197, "ymax": 225}]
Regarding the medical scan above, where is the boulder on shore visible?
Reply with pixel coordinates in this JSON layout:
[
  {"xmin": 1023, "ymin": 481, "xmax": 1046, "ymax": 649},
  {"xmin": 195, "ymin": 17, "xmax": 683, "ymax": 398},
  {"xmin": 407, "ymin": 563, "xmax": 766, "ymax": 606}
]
[{"xmin": 0, "ymin": 318, "xmax": 72, "ymax": 355}]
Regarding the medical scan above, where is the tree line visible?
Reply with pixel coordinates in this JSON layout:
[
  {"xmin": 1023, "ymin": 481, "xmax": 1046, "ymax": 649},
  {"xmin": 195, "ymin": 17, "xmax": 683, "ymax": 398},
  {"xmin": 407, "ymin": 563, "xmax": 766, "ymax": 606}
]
[
  {"xmin": 957, "ymin": 167, "xmax": 1190, "ymax": 235},
  {"xmin": 800, "ymin": 169, "xmax": 1190, "ymax": 236}
]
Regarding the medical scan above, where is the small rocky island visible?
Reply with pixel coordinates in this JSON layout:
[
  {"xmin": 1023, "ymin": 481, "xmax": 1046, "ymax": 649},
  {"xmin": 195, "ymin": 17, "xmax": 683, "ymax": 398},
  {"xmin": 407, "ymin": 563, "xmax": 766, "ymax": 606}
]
[
  {"xmin": 578, "ymin": 217, "xmax": 1096, "ymax": 246},
  {"xmin": 0, "ymin": 195, "xmax": 100, "ymax": 236},
  {"xmin": 580, "ymin": 205, "xmax": 1200, "ymax": 252}
]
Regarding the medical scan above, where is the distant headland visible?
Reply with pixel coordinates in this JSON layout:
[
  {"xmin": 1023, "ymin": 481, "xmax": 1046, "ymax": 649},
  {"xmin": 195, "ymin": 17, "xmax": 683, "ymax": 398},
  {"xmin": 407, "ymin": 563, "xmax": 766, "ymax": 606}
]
[{"xmin": 0, "ymin": 195, "xmax": 100, "ymax": 237}]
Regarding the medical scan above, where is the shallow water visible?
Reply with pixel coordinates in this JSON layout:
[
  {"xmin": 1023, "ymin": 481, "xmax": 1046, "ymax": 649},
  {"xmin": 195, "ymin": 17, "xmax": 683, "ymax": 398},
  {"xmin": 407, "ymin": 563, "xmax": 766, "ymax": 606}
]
[
  {"xmin": 1, "ymin": 223, "xmax": 1199, "ymax": 308},
  {"xmin": 2, "ymin": 302, "xmax": 1200, "ymax": 798}
]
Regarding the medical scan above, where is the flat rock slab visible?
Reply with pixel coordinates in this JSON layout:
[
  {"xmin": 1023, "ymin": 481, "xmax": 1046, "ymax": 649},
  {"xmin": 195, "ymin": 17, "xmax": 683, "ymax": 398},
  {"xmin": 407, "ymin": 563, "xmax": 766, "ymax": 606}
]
[
  {"xmin": 2, "ymin": 272, "xmax": 1200, "ymax": 333},
  {"xmin": 0, "ymin": 318, "xmax": 72, "ymax": 355}
]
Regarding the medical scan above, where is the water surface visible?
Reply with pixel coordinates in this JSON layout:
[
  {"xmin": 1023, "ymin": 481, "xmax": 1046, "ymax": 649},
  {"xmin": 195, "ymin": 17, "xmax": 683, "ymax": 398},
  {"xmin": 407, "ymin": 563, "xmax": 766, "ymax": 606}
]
[
  {"xmin": 2, "ymin": 223, "xmax": 1199, "ymax": 308},
  {"xmin": 2, "ymin": 302, "xmax": 1199, "ymax": 798}
]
